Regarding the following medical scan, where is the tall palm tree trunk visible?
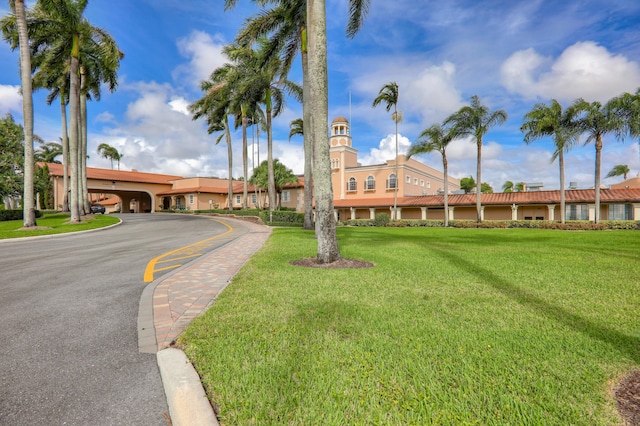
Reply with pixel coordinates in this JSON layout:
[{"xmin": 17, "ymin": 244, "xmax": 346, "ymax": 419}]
[
  {"xmin": 80, "ymin": 69, "xmax": 89, "ymax": 214},
  {"xmin": 224, "ymin": 115, "xmax": 234, "ymax": 211},
  {"xmin": 68, "ymin": 52, "xmax": 81, "ymax": 223},
  {"xmin": 14, "ymin": 0, "xmax": 37, "ymax": 227},
  {"xmin": 242, "ymin": 110, "xmax": 248, "ymax": 209},
  {"xmin": 60, "ymin": 91, "xmax": 70, "ymax": 212},
  {"xmin": 301, "ymin": 28, "xmax": 314, "ymax": 230},
  {"xmin": 476, "ymin": 138, "xmax": 482, "ymax": 222},
  {"xmin": 594, "ymin": 136, "xmax": 602, "ymax": 223},
  {"xmin": 443, "ymin": 154, "xmax": 449, "ymax": 227},
  {"xmin": 308, "ymin": 0, "xmax": 340, "ymax": 263},
  {"xmin": 266, "ymin": 93, "xmax": 276, "ymax": 211},
  {"xmin": 393, "ymin": 105, "xmax": 398, "ymax": 220},
  {"xmin": 559, "ymin": 150, "xmax": 566, "ymax": 224}
]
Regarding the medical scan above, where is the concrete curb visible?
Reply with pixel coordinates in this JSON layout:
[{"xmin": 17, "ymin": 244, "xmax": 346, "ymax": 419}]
[{"xmin": 157, "ymin": 348, "xmax": 219, "ymax": 426}]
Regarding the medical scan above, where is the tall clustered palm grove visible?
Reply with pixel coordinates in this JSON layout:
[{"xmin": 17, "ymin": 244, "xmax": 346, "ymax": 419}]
[
  {"xmin": 1, "ymin": 0, "xmax": 122, "ymax": 223},
  {"xmin": 220, "ymin": 0, "xmax": 370, "ymax": 263}
]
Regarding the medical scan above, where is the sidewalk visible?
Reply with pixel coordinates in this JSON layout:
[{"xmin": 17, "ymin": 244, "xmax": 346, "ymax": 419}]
[{"xmin": 137, "ymin": 217, "xmax": 272, "ymax": 425}]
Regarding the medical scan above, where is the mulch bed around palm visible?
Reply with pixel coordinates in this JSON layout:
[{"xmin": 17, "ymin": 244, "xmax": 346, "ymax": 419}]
[{"xmin": 615, "ymin": 370, "xmax": 640, "ymax": 425}]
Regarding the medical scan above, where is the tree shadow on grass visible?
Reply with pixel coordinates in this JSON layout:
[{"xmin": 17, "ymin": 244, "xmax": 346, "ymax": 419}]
[{"xmin": 433, "ymin": 248, "xmax": 639, "ymax": 365}]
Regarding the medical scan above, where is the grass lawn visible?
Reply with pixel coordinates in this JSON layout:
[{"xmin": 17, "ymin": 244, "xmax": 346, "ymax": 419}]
[
  {"xmin": 180, "ymin": 227, "xmax": 639, "ymax": 425},
  {"xmin": 0, "ymin": 213, "xmax": 120, "ymax": 239}
]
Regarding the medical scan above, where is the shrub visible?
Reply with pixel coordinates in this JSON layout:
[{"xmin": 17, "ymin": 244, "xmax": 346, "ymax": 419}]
[
  {"xmin": 259, "ymin": 210, "xmax": 304, "ymax": 226},
  {"xmin": 373, "ymin": 213, "xmax": 390, "ymax": 227},
  {"xmin": 0, "ymin": 209, "xmax": 43, "ymax": 221}
]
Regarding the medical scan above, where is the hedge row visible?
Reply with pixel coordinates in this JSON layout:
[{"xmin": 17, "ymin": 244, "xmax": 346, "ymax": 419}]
[
  {"xmin": 258, "ymin": 210, "xmax": 304, "ymax": 226},
  {"xmin": 340, "ymin": 217, "xmax": 640, "ymax": 230},
  {"xmin": 0, "ymin": 209, "xmax": 43, "ymax": 222},
  {"xmin": 193, "ymin": 209, "xmax": 304, "ymax": 226}
]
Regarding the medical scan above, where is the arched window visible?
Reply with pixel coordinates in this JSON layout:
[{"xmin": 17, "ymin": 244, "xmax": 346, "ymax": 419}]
[
  {"xmin": 387, "ymin": 173, "xmax": 397, "ymax": 189},
  {"xmin": 366, "ymin": 175, "xmax": 375, "ymax": 190},
  {"xmin": 348, "ymin": 177, "xmax": 357, "ymax": 191}
]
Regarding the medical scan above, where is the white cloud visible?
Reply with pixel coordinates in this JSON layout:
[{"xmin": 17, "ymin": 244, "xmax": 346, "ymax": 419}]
[
  {"xmin": 173, "ymin": 30, "xmax": 228, "ymax": 87},
  {"xmin": 168, "ymin": 97, "xmax": 191, "ymax": 115},
  {"xmin": 349, "ymin": 59, "xmax": 464, "ymax": 135},
  {"xmin": 0, "ymin": 84, "xmax": 21, "ymax": 115},
  {"xmin": 359, "ymin": 133, "xmax": 412, "ymax": 166},
  {"xmin": 501, "ymin": 41, "xmax": 640, "ymax": 102}
]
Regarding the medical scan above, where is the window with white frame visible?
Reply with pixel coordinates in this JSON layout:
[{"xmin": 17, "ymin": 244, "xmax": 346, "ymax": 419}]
[
  {"xmin": 414, "ymin": 178, "xmax": 418, "ymax": 185},
  {"xmin": 235, "ymin": 195, "xmax": 241, "ymax": 205},
  {"xmin": 365, "ymin": 175, "xmax": 375, "ymax": 190},
  {"xmin": 348, "ymin": 177, "xmax": 357, "ymax": 191},
  {"xmin": 282, "ymin": 190, "xmax": 290, "ymax": 203},
  {"xmin": 427, "ymin": 182, "xmax": 431, "ymax": 189},
  {"xmin": 251, "ymin": 193, "xmax": 257, "ymax": 205},
  {"xmin": 609, "ymin": 204, "xmax": 633, "ymax": 220},
  {"xmin": 566, "ymin": 204, "xmax": 589, "ymax": 220},
  {"xmin": 387, "ymin": 174, "xmax": 397, "ymax": 189},
  {"xmin": 189, "ymin": 194, "xmax": 194, "ymax": 204},
  {"xmin": 420, "ymin": 179, "xmax": 424, "ymax": 186},
  {"xmin": 406, "ymin": 175, "xmax": 411, "ymax": 183}
]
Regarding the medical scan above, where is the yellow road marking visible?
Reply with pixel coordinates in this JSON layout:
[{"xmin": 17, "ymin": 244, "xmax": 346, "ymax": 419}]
[
  {"xmin": 143, "ymin": 220, "xmax": 233, "ymax": 282},
  {"xmin": 156, "ymin": 254, "xmax": 201, "ymax": 263}
]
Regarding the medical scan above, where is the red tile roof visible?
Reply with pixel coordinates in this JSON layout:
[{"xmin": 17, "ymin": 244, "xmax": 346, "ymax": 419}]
[
  {"xmin": 334, "ymin": 188, "xmax": 640, "ymax": 208},
  {"xmin": 43, "ymin": 163, "xmax": 182, "ymax": 184},
  {"xmin": 157, "ymin": 186, "xmax": 229, "ymax": 196}
]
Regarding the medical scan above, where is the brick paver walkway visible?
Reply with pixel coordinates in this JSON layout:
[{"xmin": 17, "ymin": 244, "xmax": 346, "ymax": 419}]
[{"xmin": 138, "ymin": 218, "xmax": 272, "ymax": 353}]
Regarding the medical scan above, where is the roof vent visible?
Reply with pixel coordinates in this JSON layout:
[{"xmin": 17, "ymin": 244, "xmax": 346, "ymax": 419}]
[{"xmin": 569, "ymin": 181, "xmax": 578, "ymax": 189}]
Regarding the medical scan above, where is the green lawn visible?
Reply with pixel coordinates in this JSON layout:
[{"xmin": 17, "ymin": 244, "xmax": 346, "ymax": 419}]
[
  {"xmin": 0, "ymin": 213, "xmax": 120, "ymax": 239},
  {"xmin": 180, "ymin": 227, "xmax": 639, "ymax": 425}
]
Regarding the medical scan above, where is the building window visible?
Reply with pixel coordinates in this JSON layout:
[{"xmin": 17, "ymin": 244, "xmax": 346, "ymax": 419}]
[
  {"xmin": 406, "ymin": 175, "xmax": 411, "ymax": 183},
  {"xmin": 331, "ymin": 158, "xmax": 340, "ymax": 169},
  {"xmin": 235, "ymin": 195, "xmax": 241, "ymax": 205},
  {"xmin": 609, "ymin": 204, "xmax": 633, "ymax": 220},
  {"xmin": 365, "ymin": 175, "xmax": 375, "ymax": 190},
  {"xmin": 387, "ymin": 174, "xmax": 397, "ymax": 189},
  {"xmin": 347, "ymin": 177, "xmax": 357, "ymax": 191},
  {"xmin": 251, "ymin": 193, "xmax": 257, "ymax": 205},
  {"xmin": 282, "ymin": 190, "xmax": 290, "ymax": 203},
  {"xmin": 420, "ymin": 179, "xmax": 424, "ymax": 187},
  {"xmin": 427, "ymin": 182, "xmax": 431, "ymax": 189},
  {"xmin": 566, "ymin": 204, "xmax": 589, "ymax": 220},
  {"xmin": 189, "ymin": 194, "xmax": 194, "ymax": 204},
  {"xmin": 414, "ymin": 178, "xmax": 418, "ymax": 185}
]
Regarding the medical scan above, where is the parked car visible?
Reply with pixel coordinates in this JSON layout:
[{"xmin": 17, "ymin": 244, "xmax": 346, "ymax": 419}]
[{"xmin": 90, "ymin": 204, "xmax": 106, "ymax": 214}]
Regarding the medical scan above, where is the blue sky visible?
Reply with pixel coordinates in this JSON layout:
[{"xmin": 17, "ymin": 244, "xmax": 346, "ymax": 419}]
[{"xmin": 2, "ymin": 0, "xmax": 640, "ymax": 191}]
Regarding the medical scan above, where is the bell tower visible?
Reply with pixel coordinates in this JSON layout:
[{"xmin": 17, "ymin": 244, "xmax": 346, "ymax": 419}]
[{"xmin": 329, "ymin": 116, "xmax": 359, "ymax": 199}]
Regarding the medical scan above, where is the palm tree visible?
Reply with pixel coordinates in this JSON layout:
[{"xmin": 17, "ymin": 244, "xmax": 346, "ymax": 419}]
[
  {"xmin": 233, "ymin": 40, "xmax": 302, "ymax": 211},
  {"xmin": 250, "ymin": 159, "xmax": 299, "ymax": 209},
  {"xmin": 1, "ymin": 0, "xmax": 36, "ymax": 226},
  {"xmin": 445, "ymin": 95, "xmax": 507, "ymax": 222},
  {"xmin": 460, "ymin": 175, "xmax": 476, "ymax": 194},
  {"xmin": 190, "ymin": 68, "xmax": 235, "ymax": 211},
  {"xmin": 35, "ymin": 141, "xmax": 63, "ymax": 163},
  {"xmin": 289, "ymin": 117, "xmax": 304, "ymax": 140},
  {"xmin": 521, "ymin": 99, "xmax": 579, "ymax": 224},
  {"xmin": 226, "ymin": 0, "xmax": 370, "ymax": 260},
  {"xmin": 372, "ymin": 81, "xmax": 401, "ymax": 219},
  {"xmin": 20, "ymin": 0, "xmax": 122, "ymax": 220},
  {"xmin": 502, "ymin": 180, "xmax": 514, "ymax": 193},
  {"xmin": 305, "ymin": 0, "xmax": 338, "ymax": 262},
  {"xmin": 97, "ymin": 143, "xmax": 122, "ymax": 169},
  {"xmin": 231, "ymin": 0, "xmax": 315, "ymax": 227},
  {"xmin": 606, "ymin": 164, "xmax": 630, "ymax": 181},
  {"xmin": 407, "ymin": 123, "xmax": 455, "ymax": 226},
  {"xmin": 568, "ymin": 97, "xmax": 627, "ymax": 223}
]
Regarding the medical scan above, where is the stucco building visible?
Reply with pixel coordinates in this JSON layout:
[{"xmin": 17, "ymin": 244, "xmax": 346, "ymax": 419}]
[{"xmin": 43, "ymin": 117, "xmax": 640, "ymax": 221}]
